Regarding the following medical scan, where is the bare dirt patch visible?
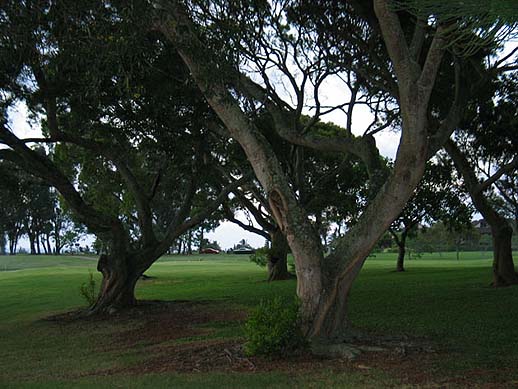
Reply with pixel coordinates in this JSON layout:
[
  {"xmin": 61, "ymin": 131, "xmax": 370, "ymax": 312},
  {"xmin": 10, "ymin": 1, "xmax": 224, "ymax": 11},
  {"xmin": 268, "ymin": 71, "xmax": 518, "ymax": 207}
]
[
  {"xmin": 110, "ymin": 300, "xmax": 246, "ymax": 349},
  {"xmin": 45, "ymin": 301, "xmax": 515, "ymax": 387}
]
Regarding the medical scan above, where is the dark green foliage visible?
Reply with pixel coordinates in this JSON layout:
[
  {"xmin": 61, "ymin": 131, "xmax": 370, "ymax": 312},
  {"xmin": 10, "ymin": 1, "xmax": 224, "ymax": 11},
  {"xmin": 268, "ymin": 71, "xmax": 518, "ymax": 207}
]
[
  {"xmin": 249, "ymin": 247, "xmax": 269, "ymax": 267},
  {"xmin": 79, "ymin": 271, "xmax": 97, "ymax": 307},
  {"xmin": 244, "ymin": 297, "xmax": 306, "ymax": 356}
]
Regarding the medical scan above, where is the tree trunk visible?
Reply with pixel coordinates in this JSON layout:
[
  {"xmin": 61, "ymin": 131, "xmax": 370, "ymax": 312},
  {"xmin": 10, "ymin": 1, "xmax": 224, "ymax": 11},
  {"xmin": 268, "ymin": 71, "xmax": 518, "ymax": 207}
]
[
  {"xmin": 397, "ymin": 244, "xmax": 406, "ymax": 272},
  {"xmin": 396, "ymin": 231, "xmax": 407, "ymax": 272},
  {"xmin": 46, "ymin": 234, "xmax": 52, "ymax": 255},
  {"xmin": 42, "ymin": 235, "xmax": 49, "ymax": 255},
  {"xmin": 304, "ymin": 258, "xmax": 365, "ymax": 346},
  {"xmin": 491, "ymin": 223, "xmax": 518, "ymax": 287},
  {"xmin": 54, "ymin": 225, "xmax": 61, "ymax": 254},
  {"xmin": 36, "ymin": 233, "xmax": 42, "ymax": 255},
  {"xmin": 267, "ymin": 229, "xmax": 291, "ymax": 281},
  {"xmin": 28, "ymin": 232, "xmax": 36, "ymax": 255},
  {"xmin": 90, "ymin": 253, "xmax": 140, "ymax": 314},
  {"xmin": 8, "ymin": 234, "xmax": 18, "ymax": 255},
  {"xmin": 199, "ymin": 228, "xmax": 204, "ymax": 253},
  {"xmin": 446, "ymin": 141, "xmax": 518, "ymax": 287}
]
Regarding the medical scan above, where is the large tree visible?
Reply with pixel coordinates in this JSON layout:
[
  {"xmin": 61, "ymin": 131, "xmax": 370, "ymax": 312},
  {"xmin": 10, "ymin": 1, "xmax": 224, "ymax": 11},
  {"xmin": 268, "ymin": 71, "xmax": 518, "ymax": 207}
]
[
  {"xmin": 0, "ymin": 0, "xmax": 244, "ymax": 312},
  {"xmin": 156, "ymin": 0, "xmax": 488, "ymax": 349},
  {"xmin": 446, "ymin": 71, "xmax": 518, "ymax": 286}
]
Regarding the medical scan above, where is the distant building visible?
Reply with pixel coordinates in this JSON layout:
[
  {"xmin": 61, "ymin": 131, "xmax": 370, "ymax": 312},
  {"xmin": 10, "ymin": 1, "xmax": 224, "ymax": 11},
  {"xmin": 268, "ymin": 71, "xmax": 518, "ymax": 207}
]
[{"xmin": 231, "ymin": 239, "xmax": 255, "ymax": 254}]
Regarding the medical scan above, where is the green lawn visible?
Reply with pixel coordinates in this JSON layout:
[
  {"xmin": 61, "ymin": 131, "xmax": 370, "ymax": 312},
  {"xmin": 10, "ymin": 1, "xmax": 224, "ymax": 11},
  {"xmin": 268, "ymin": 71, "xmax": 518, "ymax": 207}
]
[{"xmin": 1, "ymin": 252, "xmax": 517, "ymax": 388}]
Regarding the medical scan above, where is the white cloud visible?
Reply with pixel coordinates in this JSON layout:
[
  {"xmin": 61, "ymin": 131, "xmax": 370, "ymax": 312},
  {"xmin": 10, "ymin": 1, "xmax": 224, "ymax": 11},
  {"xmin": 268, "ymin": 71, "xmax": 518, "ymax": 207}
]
[
  {"xmin": 206, "ymin": 212, "xmax": 267, "ymax": 250},
  {"xmin": 7, "ymin": 101, "xmax": 42, "ymax": 139}
]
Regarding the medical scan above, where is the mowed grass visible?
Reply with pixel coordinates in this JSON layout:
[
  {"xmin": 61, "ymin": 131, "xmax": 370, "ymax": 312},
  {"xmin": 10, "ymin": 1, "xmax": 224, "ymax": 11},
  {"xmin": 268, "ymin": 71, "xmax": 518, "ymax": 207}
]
[{"xmin": 1, "ymin": 251, "xmax": 517, "ymax": 387}]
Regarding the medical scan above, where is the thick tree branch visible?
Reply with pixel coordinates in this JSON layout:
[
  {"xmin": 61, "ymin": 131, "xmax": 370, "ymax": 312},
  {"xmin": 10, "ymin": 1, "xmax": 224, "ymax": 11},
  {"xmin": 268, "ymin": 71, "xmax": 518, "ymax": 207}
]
[
  {"xmin": 0, "ymin": 126, "xmax": 117, "ymax": 235},
  {"xmin": 373, "ymin": 0, "xmax": 415, "ymax": 88},
  {"xmin": 476, "ymin": 158, "xmax": 518, "ymax": 194},
  {"xmin": 232, "ymin": 189, "xmax": 276, "ymax": 232},
  {"xmin": 38, "ymin": 128, "xmax": 158, "ymax": 247},
  {"xmin": 417, "ymin": 24, "xmax": 448, "ymax": 103},
  {"xmin": 223, "ymin": 204, "xmax": 270, "ymax": 240}
]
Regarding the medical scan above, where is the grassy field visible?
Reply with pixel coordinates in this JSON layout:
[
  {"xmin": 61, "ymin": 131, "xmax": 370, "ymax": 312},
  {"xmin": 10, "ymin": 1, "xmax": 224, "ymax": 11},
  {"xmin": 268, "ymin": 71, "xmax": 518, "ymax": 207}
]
[{"xmin": 1, "ymin": 251, "xmax": 517, "ymax": 388}]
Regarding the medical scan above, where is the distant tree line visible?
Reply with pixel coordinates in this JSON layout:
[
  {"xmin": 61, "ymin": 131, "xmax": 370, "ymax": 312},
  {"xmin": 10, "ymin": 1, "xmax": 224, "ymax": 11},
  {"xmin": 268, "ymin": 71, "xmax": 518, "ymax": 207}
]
[{"xmin": 0, "ymin": 161, "xmax": 84, "ymax": 255}]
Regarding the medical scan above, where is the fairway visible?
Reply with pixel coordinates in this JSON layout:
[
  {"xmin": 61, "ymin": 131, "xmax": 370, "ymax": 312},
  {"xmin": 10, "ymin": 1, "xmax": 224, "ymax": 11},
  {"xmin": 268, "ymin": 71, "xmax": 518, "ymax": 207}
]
[{"xmin": 1, "ymin": 252, "xmax": 518, "ymax": 388}]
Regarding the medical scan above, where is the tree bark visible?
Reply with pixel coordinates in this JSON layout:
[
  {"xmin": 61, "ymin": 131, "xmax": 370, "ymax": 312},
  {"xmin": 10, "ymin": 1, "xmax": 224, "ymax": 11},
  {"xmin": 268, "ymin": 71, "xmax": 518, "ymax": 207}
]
[
  {"xmin": 396, "ymin": 231, "xmax": 408, "ymax": 272},
  {"xmin": 397, "ymin": 245, "xmax": 406, "ymax": 272},
  {"xmin": 305, "ymin": 258, "xmax": 365, "ymax": 344},
  {"xmin": 491, "ymin": 223, "xmax": 518, "ymax": 286},
  {"xmin": 390, "ymin": 228, "xmax": 408, "ymax": 272},
  {"xmin": 90, "ymin": 253, "xmax": 140, "ymax": 314},
  {"xmin": 267, "ymin": 229, "xmax": 291, "ymax": 281}
]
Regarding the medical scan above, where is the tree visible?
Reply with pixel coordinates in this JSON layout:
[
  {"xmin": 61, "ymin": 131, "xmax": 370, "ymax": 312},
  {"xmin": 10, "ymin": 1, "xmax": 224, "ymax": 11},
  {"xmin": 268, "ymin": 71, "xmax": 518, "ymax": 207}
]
[
  {"xmin": 156, "ymin": 0, "xmax": 483, "ymax": 349},
  {"xmin": 0, "ymin": 162, "xmax": 27, "ymax": 254},
  {"xmin": 21, "ymin": 173, "xmax": 55, "ymax": 255},
  {"xmin": 446, "ymin": 71, "xmax": 518, "ymax": 286},
  {"xmin": 0, "ymin": 0, "xmax": 244, "ymax": 312},
  {"xmin": 390, "ymin": 160, "xmax": 473, "ymax": 271}
]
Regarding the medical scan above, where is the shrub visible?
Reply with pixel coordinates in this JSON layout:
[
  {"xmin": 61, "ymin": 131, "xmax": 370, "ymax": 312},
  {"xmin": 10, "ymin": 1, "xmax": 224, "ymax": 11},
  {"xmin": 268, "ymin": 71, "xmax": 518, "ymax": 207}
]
[
  {"xmin": 79, "ymin": 271, "xmax": 97, "ymax": 307},
  {"xmin": 249, "ymin": 247, "xmax": 269, "ymax": 267},
  {"xmin": 244, "ymin": 296, "xmax": 306, "ymax": 356}
]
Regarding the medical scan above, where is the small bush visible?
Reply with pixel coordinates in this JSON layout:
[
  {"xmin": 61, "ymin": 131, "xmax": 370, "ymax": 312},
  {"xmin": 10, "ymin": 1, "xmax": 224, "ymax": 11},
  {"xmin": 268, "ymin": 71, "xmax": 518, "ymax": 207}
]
[
  {"xmin": 249, "ymin": 247, "xmax": 269, "ymax": 267},
  {"xmin": 79, "ymin": 271, "xmax": 97, "ymax": 307},
  {"xmin": 244, "ymin": 296, "xmax": 306, "ymax": 356}
]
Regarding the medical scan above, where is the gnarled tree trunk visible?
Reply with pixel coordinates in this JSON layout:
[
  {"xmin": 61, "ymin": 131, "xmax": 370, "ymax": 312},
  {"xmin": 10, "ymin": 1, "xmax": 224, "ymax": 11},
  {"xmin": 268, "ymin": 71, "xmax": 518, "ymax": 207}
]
[
  {"xmin": 90, "ymin": 253, "xmax": 141, "ymax": 314},
  {"xmin": 267, "ymin": 229, "xmax": 291, "ymax": 281}
]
